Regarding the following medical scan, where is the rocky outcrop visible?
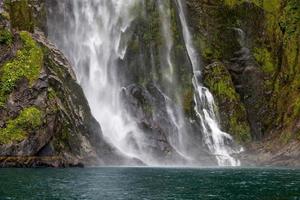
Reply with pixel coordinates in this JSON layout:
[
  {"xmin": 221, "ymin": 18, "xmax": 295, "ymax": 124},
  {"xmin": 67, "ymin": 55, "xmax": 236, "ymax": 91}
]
[
  {"xmin": 0, "ymin": 30, "xmax": 132, "ymax": 167},
  {"xmin": 1, "ymin": 0, "xmax": 299, "ymax": 167},
  {"xmin": 121, "ymin": 83, "xmax": 186, "ymax": 164},
  {"xmin": 121, "ymin": 83, "xmax": 216, "ymax": 165},
  {"xmin": 203, "ymin": 62, "xmax": 251, "ymax": 143},
  {"xmin": 186, "ymin": 0, "xmax": 300, "ymax": 166},
  {"xmin": 0, "ymin": 3, "xmax": 136, "ymax": 167}
]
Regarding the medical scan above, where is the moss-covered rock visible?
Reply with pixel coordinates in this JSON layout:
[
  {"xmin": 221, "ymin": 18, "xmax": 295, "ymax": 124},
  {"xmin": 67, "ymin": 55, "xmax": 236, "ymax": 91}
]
[
  {"xmin": 203, "ymin": 62, "xmax": 251, "ymax": 142},
  {"xmin": 5, "ymin": 0, "xmax": 34, "ymax": 32},
  {"xmin": 4, "ymin": 0, "xmax": 47, "ymax": 33},
  {"xmin": 0, "ymin": 106, "xmax": 42, "ymax": 144},
  {"xmin": 187, "ymin": 0, "xmax": 300, "ymax": 165},
  {"xmin": 0, "ymin": 30, "xmax": 132, "ymax": 166},
  {"xmin": 253, "ymin": 48, "xmax": 276, "ymax": 74},
  {"xmin": 0, "ymin": 29, "xmax": 12, "ymax": 45},
  {"xmin": 0, "ymin": 4, "xmax": 135, "ymax": 165},
  {"xmin": 0, "ymin": 31, "xmax": 43, "ymax": 105},
  {"xmin": 123, "ymin": 0, "xmax": 193, "ymax": 109}
]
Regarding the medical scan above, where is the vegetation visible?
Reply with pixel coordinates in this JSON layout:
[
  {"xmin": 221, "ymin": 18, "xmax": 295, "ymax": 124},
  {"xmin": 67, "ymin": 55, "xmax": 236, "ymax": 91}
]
[
  {"xmin": 182, "ymin": 88, "xmax": 195, "ymax": 118},
  {"xmin": 204, "ymin": 65, "xmax": 237, "ymax": 101},
  {"xmin": 5, "ymin": 0, "xmax": 34, "ymax": 32},
  {"xmin": 0, "ymin": 106, "xmax": 43, "ymax": 144},
  {"xmin": 253, "ymin": 48, "xmax": 275, "ymax": 73},
  {"xmin": 0, "ymin": 31, "xmax": 43, "ymax": 105},
  {"xmin": 203, "ymin": 62, "xmax": 251, "ymax": 142},
  {"xmin": 0, "ymin": 29, "xmax": 13, "ymax": 45}
]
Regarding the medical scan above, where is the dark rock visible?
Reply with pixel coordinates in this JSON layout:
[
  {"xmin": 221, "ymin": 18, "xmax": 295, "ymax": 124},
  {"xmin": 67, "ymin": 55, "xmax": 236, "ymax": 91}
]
[
  {"xmin": 121, "ymin": 83, "xmax": 216, "ymax": 165},
  {"xmin": 0, "ymin": 30, "xmax": 139, "ymax": 167}
]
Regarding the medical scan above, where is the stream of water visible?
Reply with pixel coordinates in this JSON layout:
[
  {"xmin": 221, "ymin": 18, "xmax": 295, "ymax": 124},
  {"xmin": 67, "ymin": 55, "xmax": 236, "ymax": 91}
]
[{"xmin": 47, "ymin": 0, "xmax": 241, "ymax": 166}]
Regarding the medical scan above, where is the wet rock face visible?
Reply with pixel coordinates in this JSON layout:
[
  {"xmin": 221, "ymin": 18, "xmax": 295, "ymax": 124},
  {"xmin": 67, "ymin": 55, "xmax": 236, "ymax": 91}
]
[
  {"xmin": 121, "ymin": 83, "xmax": 187, "ymax": 164},
  {"xmin": 187, "ymin": 0, "xmax": 300, "ymax": 166},
  {"xmin": 0, "ymin": 30, "xmax": 131, "ymax": 167},
  {"xmin": 186, "ymin": 0, "xmax": 266, "ymax": 140},
  {"xmin": 203, "ymin": 62, "xmax": 251, "ymax": 143},
  {"xmin": 4, "ymin": 0, "xmax": 47, "ymax": 33},
  {"xmin": 121, "ymin": 83, "xmax": 216, "ymax": 165},
  {"xmin": 228, "ymin": 47, "xmax": 265, "ymax": 140}
]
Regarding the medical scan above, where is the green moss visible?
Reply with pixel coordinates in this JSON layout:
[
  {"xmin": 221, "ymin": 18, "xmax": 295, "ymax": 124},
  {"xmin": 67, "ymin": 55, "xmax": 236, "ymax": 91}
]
[
  {"xmin": 223, "ymin": 0, "xmax": 242, "ymax": 7},
  {"xmin": 0, "ymin": 29, "xmax": 13, "ymax": 45},
  {"xmin": 202, "ymin": 47, "xmax": 214, "ymax": 60},
  {"xmin": 272, "ymin": 0, "xmax": 300, "ymax": 136},
  {"xmin": 253, "ymin": 48, "xmax": 276, "ymax": 73},
  {"xmin": 280, "ymin": 131, "xmax": 293, "ymax": 144},
  {"xmin": 0, "ymin": 106, "xmax": 43, "ymax": 144},
  {"xmin": 137, "ymin": 1, "xmax": 162, "ymax": 47},
  {"xmin": 262, "ymin": 0, "xmax": 281, "ymax": 12},
  {"xmin": 229, "ymin": 115, "xmax": 251, "ymax": 142},
  {"xmin": 0, "ymin": 31, "xmax": 43, "ymax": 105},
  {"xmin": 223, "ymin": 0, "xmax": 280, "ymax": 11},
  {"xmin": 6, "ymin": 0, "xmax": 34, "ymax": 32},
  {"xmin": 47, "ymin": 87, "xmax": 57, "ymax": 100},
  {"xmin": 182, "ymin": 88, "xmax": 194, "ymax": 118},
  {"xmin": 204, "ymin": 63, "xmax": 251, "ymax": 142},
  {"xmin": 294, "ymin": 99, "xmax": 300, "ymax": 117},
  {"xmin": 0, "ymin": 10, "xmax": 10, "ymax": 20},
  {"xmin": 205, "ymin": 65, "xmax": 237, "ymax": 100},
  {"xmin": 281, "ymin": 0, "xmax": 300, "ymax": 37}
]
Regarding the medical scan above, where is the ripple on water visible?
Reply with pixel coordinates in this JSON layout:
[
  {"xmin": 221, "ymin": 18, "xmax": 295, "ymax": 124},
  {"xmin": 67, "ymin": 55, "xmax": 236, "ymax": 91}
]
[{"xmin": 0, "ymin": 168, "xmax": 299, "ymax": 200}]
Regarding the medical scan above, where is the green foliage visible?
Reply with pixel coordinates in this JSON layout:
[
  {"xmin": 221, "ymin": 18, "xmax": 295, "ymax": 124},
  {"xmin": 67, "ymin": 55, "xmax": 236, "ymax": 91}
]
[
  {"xmin": 0, "ymin": 31, "xmax": 43, "ymax": 105},
  {"xmin": 253, "ymin": 48, "xmax": 275, "ymax": 73},
  {"xmin": 229, "ymin": 115, "xmax": 251, "ymax": 142},
  {"xmin": 204, "ymin": 63, "xmax": 251, "ymax": 142},
  {"xmin": 223, "ymin": 0, "xmax": 280, "ymax": 11},
  {"xmin": 0, "ymin": 29, "xmax": 13, "ymax": 45},
  {"xmin": 136, "ymin": 0, "xmax": 162, "ymax": 47},
  {"xmin": 292, "ymin": 99, "xmax": 300, "ymax": 119},
  {"xmin": 280, "ymin": 131, "xmax": 293, "ymax": 144},
  {"xmin": 281, "ymin": 0, "xmax": 300, "ymax": 37},
  {"xmin": 205, "ymin": 65, "xmax": 237, "ymax": 100},
  {"xmin": 223, "ymin": 0, "xmax": 242, "ymax": 7},
  {"xmin": 6, "ymin": 0, "xmax": 34, "ymax": 32},
  {"xmin": 0, "ymin": 106, "xmax": 43, "ymax": 144},
  {"xmin": 182, "ymin": 88, "xmax": 194, "ymax": 118},
  {"xmin": 47, "ymin": 87, "xmax": 57, "ymax": 100},
  {"xmin": 262, "ymin": 0, "xmax": 281, "ymax": 12}
]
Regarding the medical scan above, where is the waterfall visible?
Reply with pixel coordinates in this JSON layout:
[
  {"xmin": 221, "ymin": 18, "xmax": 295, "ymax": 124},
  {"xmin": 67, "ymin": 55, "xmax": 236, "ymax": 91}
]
[
  {"xmin": 47, "ymin": 0, "xmax": 155, "ymax": 164},
  {"xmin": 157, "ymin": 0, "xmax": 189, "ymax": 159},
  {"xmin": 47, "ymin": 0, "xmax": 241, "ymax": 166},
  {"xmin": 175, "ymin": 0, "xmax": 240, "ymax": 166}
]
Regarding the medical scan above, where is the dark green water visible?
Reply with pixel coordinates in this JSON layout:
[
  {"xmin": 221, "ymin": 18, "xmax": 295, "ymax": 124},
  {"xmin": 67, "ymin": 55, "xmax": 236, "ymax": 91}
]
[{"xmin": 0, "ymin": 167, "xmax": 299, "ymax": 200}]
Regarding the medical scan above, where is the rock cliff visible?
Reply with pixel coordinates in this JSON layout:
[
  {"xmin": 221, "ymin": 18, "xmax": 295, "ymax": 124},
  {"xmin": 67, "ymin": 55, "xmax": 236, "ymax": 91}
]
[
  {"xmin": 0, "ymin": 0, "xmax": 135, "ymax": 167},
  {"xmin": 186, "ymin": 0, "xmax": 300, "ymax": 166}
]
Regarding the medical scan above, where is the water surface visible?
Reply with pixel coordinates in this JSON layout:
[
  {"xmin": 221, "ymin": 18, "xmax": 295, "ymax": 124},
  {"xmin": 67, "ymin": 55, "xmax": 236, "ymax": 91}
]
[{"xmin": 0, "ymin": 167, "xmax": 299, "ymax": 200}]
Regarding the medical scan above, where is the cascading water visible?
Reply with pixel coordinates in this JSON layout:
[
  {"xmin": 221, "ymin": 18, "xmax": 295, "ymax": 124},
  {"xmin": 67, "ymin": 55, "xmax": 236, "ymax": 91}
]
[
  {"xmin": 47, "ymin": 0, "xmax": 154, "ymax": 163},
  {"xmin": 175, "ymin": 0, "xmax": 241, "ymax": 166},
  {"xmin": 157, "ymin": 0, "xmax": 189, "ymax": 158},
  {"xmin": 47, "ymin": 0, "xmax": 241, "ymax": 166}
]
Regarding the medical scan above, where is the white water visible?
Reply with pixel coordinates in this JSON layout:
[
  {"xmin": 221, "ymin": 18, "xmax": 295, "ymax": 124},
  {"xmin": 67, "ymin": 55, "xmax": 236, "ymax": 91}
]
[
  {"xmin": 157, "ymin": 0, "xmax": 189, "ymax": 159},
  {"xmin": 47, "ymin": 0, "xmax": 160, "ymax": 164},
  {"xmin": 47, "ymin": 0, "xmax": 241, "ymax": 166},
  {"xmin": 175, "ymin": 0, "xmax": 241, "ymax": 166}
]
